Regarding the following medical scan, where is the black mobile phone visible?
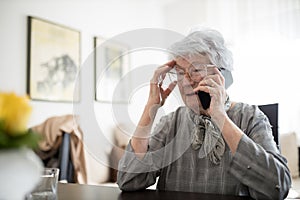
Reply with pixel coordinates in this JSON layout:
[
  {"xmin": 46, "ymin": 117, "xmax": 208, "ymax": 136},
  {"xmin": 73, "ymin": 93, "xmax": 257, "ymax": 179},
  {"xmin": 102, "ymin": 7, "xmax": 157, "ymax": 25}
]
[
  {"xmin": 197, "ymin": 91, "xmax": 211, "ymax": 110},
  {"xmin": 196, "ymin": 67, "xmax": 233, "ymax": 110}
]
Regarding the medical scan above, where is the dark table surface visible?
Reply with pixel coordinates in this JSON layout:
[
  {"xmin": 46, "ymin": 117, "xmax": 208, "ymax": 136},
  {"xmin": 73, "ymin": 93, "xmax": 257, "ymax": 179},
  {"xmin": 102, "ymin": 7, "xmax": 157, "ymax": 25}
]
[{"xmin": 57, "ymin": 183, "xmax": 253, "ymax": 200}]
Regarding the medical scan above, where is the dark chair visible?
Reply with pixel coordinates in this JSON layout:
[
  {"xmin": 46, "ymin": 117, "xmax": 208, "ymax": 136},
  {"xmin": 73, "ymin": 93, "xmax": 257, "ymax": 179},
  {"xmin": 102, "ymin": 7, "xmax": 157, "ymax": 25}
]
[
  {"xmin": 58, "ymin": 132, "xmax": 75, "ymax": 183},
  {"xmin": 258, "ymin": 103, "xmax": 279, "ymax": 148},
  {"xmin": 34, "ymin": 131, "xmax": 75, "ymax": 183}
]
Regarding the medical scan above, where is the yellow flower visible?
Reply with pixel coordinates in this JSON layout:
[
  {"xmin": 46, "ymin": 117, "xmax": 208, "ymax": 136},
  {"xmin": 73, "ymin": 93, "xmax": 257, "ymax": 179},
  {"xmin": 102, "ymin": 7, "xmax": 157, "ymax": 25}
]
[{"xmin": 0, "ymin": 92, "xmax": 32, "ymax": 135}]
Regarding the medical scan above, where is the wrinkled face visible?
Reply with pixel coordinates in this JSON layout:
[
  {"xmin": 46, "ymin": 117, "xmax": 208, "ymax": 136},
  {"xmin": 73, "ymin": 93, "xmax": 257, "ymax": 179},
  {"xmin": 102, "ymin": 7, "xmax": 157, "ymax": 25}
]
[{"xmin": 174, "ymin": 54, "xmax": 212, "ymax": 114}]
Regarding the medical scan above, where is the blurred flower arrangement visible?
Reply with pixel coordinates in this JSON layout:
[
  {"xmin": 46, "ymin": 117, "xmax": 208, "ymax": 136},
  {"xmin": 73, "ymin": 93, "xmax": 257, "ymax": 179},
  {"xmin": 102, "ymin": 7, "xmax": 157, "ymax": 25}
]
[{"xmin": 0, "ymin": 92, "xmax": 39, "ymax": 149}]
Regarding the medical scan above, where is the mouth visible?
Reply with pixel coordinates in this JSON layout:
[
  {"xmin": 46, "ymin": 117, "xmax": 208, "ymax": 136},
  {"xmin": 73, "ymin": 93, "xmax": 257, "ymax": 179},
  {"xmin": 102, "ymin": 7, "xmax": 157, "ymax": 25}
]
[{"xmin": 186, "ymin": 92, "xmax": 196, "ymax": 96}]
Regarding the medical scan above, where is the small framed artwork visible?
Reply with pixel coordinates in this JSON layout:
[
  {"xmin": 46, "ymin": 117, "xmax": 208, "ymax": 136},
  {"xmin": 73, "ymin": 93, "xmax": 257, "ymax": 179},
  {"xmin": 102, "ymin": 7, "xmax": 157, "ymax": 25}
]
[
  {"xmin": 27, "ymin": 16, "xmax": 81, "ymax": 102},
  {"xmin": 94, "ymin": 36, "xmax": 130, "ymax": 103}
]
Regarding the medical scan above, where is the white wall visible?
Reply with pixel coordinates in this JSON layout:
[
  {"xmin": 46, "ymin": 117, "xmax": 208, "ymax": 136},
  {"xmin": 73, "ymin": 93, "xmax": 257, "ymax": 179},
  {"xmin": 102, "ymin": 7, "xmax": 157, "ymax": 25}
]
[
  {"xmin": 0, "ymin": 0, "xmax": 164, "ymax": 125},
  {"xmin": 163, "ymin": 0, "xmax": 300, "ymax": 139},
  {"xmin": 0, "ymin": 0, "xmax": 167, "ymax": 183}
]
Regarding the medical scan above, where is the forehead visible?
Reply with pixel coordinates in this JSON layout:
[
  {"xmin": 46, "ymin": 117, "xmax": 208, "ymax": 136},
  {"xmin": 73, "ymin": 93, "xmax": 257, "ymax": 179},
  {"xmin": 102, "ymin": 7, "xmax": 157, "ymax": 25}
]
[{"xmin": 175, "ymin": 54, "xmax": 211, "ymax": 68}]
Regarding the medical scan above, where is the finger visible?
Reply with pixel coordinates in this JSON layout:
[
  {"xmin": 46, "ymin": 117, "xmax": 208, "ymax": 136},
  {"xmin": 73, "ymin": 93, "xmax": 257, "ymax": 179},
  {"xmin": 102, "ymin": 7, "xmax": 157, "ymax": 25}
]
[
  {"xmin": 160, "ymin": 81, "xmax": 177, "ymax": 106},
  {"xmin": 156, "ymin": 60, "xmax": 176, "ymax": 70},
  {"xmin": 193, "ymin": 79, "xmax": 216, "ymax": 93},
  {"xmin": 204, "ymin": 73, "xmax": 224, "ymax": 85},
  {"xmin": 207, "ymin": 67, "xmax": 225, "ymax": 85},
  {"xmin": 159, "ymin": 85, "xmax": 164, "ymax": 94},
  {"xmin": 164, "ymin": 60, "xmax": 176, "ymax": 67},
  {"xmin": 197, "ymin": 78, "xmax": 211, "ymax": 87},
  {"xmin": 193, "ymin": 85, "xmax": 210, "ymax": 95},
  {"xmin": 168, "ymin": 81, "xmax": 177, "ymax": 91},
  {"xmin": 164, "ymin": 81, "xmax": 177, "ymax": 97},
  {"xmin": 205, "ymin": 65, "xmax": 217, "ymax": 75},
  {"xmin": 159, "ymin": 85, "xmax": 166, "ymax": 105},
  {"xmin": 151, "ymin": 61, "xmax": 176, "ymax": 84},
  {"xmin": 199, "ymin": 76, "xmax": 223, "ymax": 87},
  {"xmin": 160, "ymin": 73, "xmax": 167, "ymax": 86}
]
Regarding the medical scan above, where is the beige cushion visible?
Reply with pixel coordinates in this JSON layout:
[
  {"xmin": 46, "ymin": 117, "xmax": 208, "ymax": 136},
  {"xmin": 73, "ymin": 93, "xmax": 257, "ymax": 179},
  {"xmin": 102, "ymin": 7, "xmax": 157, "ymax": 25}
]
[
  {"xmin": 84, "ymin": 148, "xmax": 110, "ymax": 184},
  {"xmin": 280, "ymin": 132, "xmax": 299, "ymax": 178},
  {"xmin": 113, "ymin": 124, "xmax": 131, "ymax": 148}
]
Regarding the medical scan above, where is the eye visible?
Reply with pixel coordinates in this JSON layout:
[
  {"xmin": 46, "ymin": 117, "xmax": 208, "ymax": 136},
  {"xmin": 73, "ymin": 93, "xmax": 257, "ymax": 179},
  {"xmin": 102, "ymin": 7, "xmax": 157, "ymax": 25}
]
[
  {"xmin": 192, "ymin": 68, "xmax": 205, "ymax": 73},
  {"xmin": 191, "ymin": 67, "xmax": 206, "ymax": 75},
  {"xmin": 175, "ymin": 68, "xmax": 185, "ymax": 76}
]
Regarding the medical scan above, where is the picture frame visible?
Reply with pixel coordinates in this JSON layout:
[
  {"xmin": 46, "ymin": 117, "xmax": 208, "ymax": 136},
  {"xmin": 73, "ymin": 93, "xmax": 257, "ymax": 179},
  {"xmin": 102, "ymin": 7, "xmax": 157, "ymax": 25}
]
[
  {"xmin": 94, "ymin": 36, "xmax": 130, "ymax": 103},
  {"xmin": 27, "ymin": 16, "xmax": 81, "ymax": 102}
]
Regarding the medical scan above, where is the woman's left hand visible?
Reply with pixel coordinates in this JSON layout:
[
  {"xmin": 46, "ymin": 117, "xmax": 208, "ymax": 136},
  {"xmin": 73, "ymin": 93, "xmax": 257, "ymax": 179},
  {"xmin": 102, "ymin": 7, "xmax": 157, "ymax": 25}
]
[{"xmin": 193, "ymin": 67, "xmax": 227, "ymax": 120}]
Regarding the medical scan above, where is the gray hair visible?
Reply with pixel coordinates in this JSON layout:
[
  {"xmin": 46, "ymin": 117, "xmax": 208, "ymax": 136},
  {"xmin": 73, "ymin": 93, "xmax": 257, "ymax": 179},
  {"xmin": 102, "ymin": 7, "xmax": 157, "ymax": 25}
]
[{"xmin": 168, "ymin": 28, "xmax": 233, "ymax": 71}]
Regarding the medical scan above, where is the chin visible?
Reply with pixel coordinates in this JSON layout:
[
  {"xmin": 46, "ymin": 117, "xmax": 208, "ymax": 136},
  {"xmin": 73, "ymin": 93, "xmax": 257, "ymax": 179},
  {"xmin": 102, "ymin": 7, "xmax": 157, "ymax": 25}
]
[{"xmin": 183, "ymin": 95, "xmax": 203, "ymax": 114}]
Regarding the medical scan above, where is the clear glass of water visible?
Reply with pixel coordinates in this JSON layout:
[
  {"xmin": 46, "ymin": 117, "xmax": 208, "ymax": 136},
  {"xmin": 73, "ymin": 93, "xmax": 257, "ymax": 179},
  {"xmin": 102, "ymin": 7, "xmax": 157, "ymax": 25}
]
[{"xmin": 26, "ymin": 168, "xmax": 60, "ymax": 200}]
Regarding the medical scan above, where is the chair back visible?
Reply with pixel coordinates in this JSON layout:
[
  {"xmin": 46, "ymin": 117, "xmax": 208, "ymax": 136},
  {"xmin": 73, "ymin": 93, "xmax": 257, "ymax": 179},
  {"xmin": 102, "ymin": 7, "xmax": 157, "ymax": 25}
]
[
  {"xmin": 58, "ymin": 132, "xmax": 74, "ymax": 183},
  {"xmin": 258, "ymin": 103, "xmax": 279, "ymax": 147}
]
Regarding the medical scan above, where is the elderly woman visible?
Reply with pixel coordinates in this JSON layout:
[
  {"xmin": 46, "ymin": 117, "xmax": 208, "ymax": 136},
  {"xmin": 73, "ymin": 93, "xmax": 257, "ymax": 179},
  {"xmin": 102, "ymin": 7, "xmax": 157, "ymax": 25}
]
[{"xmin": 117, "ymin": 28, "xmax": 291, "ymax": 199}]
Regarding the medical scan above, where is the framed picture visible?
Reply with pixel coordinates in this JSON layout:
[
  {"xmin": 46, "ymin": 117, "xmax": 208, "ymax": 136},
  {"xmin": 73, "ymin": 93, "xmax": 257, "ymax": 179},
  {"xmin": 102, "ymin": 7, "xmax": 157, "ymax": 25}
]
[
  {"xmin": 27, "ymin": 16, "xmax": 81, "ymax": 102},
  {"xmin": 94, "ymin": 36, "xmax": 130, "ymax": 103}
]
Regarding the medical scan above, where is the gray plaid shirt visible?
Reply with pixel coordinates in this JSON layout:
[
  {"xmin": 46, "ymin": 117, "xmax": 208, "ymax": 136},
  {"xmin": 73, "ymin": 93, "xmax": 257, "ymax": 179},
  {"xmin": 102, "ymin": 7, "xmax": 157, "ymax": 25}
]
[{"xmin": 117, "ymin": 103, "xmax": 291, "ymax": 199}]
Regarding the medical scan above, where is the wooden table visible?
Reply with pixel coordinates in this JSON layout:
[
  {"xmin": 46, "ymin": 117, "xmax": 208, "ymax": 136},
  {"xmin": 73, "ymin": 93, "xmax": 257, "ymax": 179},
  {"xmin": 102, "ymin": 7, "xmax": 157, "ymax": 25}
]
[{"xmin": 57, "ymin": 183, "xmax": 253, "ymax": 200}]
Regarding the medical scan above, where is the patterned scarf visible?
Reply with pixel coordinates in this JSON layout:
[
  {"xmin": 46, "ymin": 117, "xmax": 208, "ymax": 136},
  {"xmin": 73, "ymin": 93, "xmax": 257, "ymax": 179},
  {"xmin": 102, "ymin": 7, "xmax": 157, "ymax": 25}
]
[{"xmin": 189, "ymin": 96, "xmax": 231, "ymax": 165}]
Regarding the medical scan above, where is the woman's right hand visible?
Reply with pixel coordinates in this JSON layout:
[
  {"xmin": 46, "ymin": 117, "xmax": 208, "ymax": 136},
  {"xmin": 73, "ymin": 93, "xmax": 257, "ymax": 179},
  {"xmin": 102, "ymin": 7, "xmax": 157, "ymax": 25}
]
[
  {"xmin": 148, "ymin": 60, "xmax": 177, "ymax": 106},
  {"xmin": 132, "ymin": 61, "xmax": 177, "ymax": 156}
]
